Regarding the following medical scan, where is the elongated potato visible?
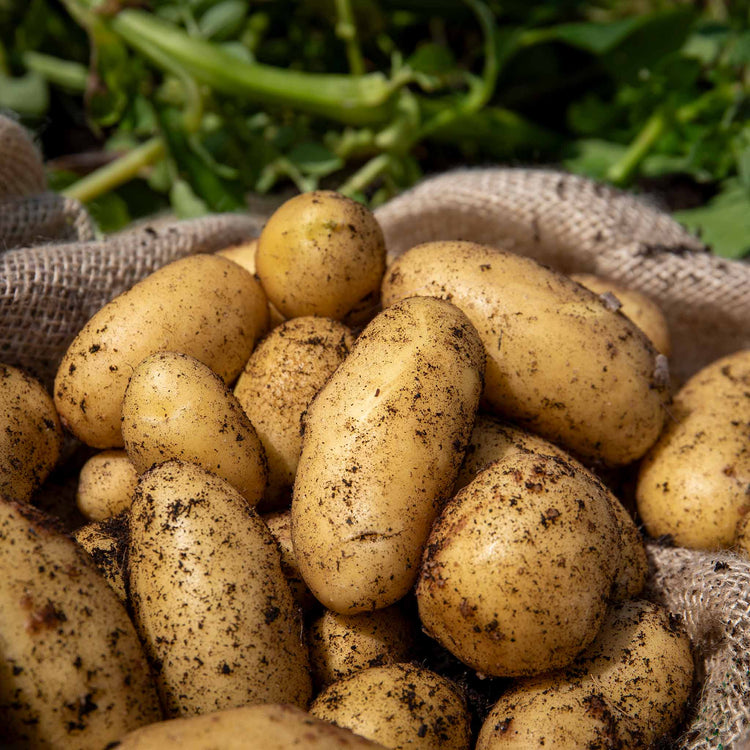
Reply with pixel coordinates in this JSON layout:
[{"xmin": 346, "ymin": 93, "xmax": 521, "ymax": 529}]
[
  {"xmin": 292, "ymin": 296, "xmax": 485, "ymax": 613},
  {"xmin": 1, "ymin": 363, "xmax": 62, "ymax": 503},
  {"xmin": 0, "ymin": 497, "xmax": 161, "ymax": 748},
  {"xmin": 54, "ymin": 254, "xmax": 269, "ymax": 448},
  {"xmin": 382, "ymin": 241, "xmax": 669, "ymax": 466},
  {"xmin": 76, "ymin": 449, "xmax": 138, "ymax": 521},
  {"xmin": 129, "ymin": 460, "xmax": 311, "ymax": 717},
  {"xmin": 122, "ymin": 351, "xmax": 267, "ymax": 506}
]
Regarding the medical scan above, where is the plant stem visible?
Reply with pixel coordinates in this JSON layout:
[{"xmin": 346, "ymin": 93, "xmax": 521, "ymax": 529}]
[
  {"xmin": 62, "ymin": 137, "xmax": 166, "ymax": 204},
  {"xmin": 338, "ymin": 153, "xmax": 392, "ymax": 196},
  {"xmin": 335, "ymin": 0, "xmax": 365, "ymax": 76},
  {"xmin": 22, "ymin": 51, "xmax": 88, "ymax": 92},
  {"xmin": 606, "ymin": 110, "xmax": 666, "ymax": 185}
]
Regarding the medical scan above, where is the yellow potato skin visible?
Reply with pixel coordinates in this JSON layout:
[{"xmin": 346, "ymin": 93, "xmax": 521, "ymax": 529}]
[
  {"xmin": 0, "ymin": 363, "xmax": 62, "ymax": 503},
  {"xmin": 73, "ymin": 512, "xmax": 129, "ymax": 602},
  {"xmin": 122, "ymin": 351, "xmax": 268, "ymax": 506},
  {"xmin": 54, "ymin": 254, "xmax": 268, "ymax": 449},
  {"xmin": 128, "ymin": 460, "xmax": 311, "ymax": 717},
  {"xmin": 382, "ymin": 241, "xmax": 668, "ymax": 466},
  {"xmin": 76, "ymin": 449, "xmax": 138, "ymax": 521},
  {"xmin": 0, "ymin": 497, "xmax": 161, "ymax": 748},
  {"xmin": 291, "ymin": 296, "xmax": 485, "ymax": 613}
]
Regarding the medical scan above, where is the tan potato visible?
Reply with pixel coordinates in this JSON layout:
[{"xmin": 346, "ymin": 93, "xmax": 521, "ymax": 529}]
[
  {"xmin": 735, "ymin": 512, "xmax": 750, "ymax": 557},
  {"xmin": 128, "ymin": 460, "xmax": 311, "ymax": 717},
  {"xmin": 73, "ymin": 512, "xmax": 129, "ymax": 602},
  {"xmin": 570, "ymin": 273, "xmax": 671, "ymax": 356},
  {"xmin": 115, "ymin": 703, "xmax": 388, "ymax": 749},
  {"xmin": 0, "ymin": 363, "xmax": 62, "ymax": 503},
  {"xmin": 382, "ymin": 241, "xmax": 669, "ymax": 466},
  {"xmin": 235, "ymin": 317, "xmax": 354, "ymax": 509},
  {"xmin": 308, "ymin": 605, "xmax": 417, "ymax": 688},
  {"xmin": 637, "ymin": 349, "xmax": 750, "ymax": 549},
  {"xmin": 416, "ymin": 451, "xmax": 626, "ymax": 677},
  {"xmin": 54, "ymin": 254, "xmax": 268, "ymax": 448},
  {"xmin": 0, "ymin": 497, "xmax": 161, "ymax": 748},
  {"xmin": 76, "ymin": 449, "xmax": 138, "ymax": 521},
  {"xmin": 122, "ymin": 351, "xmax": 268, "ymax": 506},
  {"xmin": 292, "ymin": 296, "xmax": 485, "ymax": 613},
  {"xmin": 256, "ymin": 190, "xmax": 386, "ymax": 320},
  {"xmin": 310, "ymin": 663, "xmax": 471, "ymax": 750}
]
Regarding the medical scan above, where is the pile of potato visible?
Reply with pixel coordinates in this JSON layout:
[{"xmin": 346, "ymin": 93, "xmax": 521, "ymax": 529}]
[{"xmin": 1, "ymin": 190, "xmax": 748, "ymax": 749}]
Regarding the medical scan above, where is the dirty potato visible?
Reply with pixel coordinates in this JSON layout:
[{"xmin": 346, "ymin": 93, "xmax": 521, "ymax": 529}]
[{"xmin": 76, "ymin": 449, "xmax": 138, "ymax": 521}]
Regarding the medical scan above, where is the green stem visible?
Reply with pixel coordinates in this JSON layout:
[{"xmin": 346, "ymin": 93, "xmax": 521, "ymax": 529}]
[
  {"xmin": 22, "ymin": 51, "xmax": 88, "ymax": 92},
  {"xmin": 335, "ymin": 0, "xmax": 365, "ymax": 76},
  {"xmin": 606, "ymin": 110, "xmax": 666, "ymax": 185},
  {"xmin": 338, "ymin": 153, "xmax": 392, "ymax": 196},
  {"xmin": 62, "ymin": 137, "xmax": 166, "ymax": 204}
]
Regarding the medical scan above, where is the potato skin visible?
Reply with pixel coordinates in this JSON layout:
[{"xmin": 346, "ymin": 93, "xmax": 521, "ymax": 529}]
[
  {"xmin": 122, "ymin": 351, "xmax": 267, "ymax": 506},
  {"xmin": 0, "ymin": 497, "xmax": 161, "ymax": 748},
  {"xmin": 256, "ymin": 190, "xmax": 386, "ymax": 320},
  {"xmin": 382, "ymin": 241, "xmax": 668, "ymax": 466},
  {"xmin": 54, "ymin": 254, "xmax": 268, "ymax": 448},
  {"xmin": 292, "ymin": 296, "xmax": 485, "ymax": 613},
  {"xmin": 73, "ymin": 511, "xmax": 129, "ymax": 602},
  {"xmin": 416, "ymin": 451, "xmax": 623, "ymax": 677},
  {"xmin": 128, "ymin": 460, "xmax": 311, "ymax": 717},
  {"xmin": 76, "ymin": 449, "xmax": 138, "ymax": 521},
  {"xmin": 235, "ymin": 317, "xmax": 354, "ymax": 509},
  {"xmin": 0, "ymin": 363, "xmax": 62, "ymax": 503},
  {"xmin": 310, "ymin": 663, "xmax": 471, "ymax": 750}
]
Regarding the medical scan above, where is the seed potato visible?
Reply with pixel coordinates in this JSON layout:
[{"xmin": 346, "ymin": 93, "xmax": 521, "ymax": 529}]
[
  {"xmin": 291, "ymin": 296, "xmax": 485, "ymax": 613},
  {"xmin": 0, "ymin": 497, "xmax": 161, "ymax": 748},
  {"xmin": 128, "ymin": 460, "xmax": 311, "ymax": 716},
  {"xmin": 382, "ymin": 240, "xmax": 669, "ymax": 466},
  {"xmin": 76, "ymin": 449, "xmax": 138, "ymax": 521},
  {"xmin": 73, "ymin": 511, "xmax": 129, "ymax": 602},
  {"xmin": 122, "ymin": 351, "xmax": 268, "ymax": 506},
  {"xmin": 310, "ymin": 663, "xmax": 471, "ymax": 750},
  {"xmin": 54, "ymin": 254, "xmax": 269, "ymax": 448},
  {"xmin": 0, "ymin": 363, "xmax": 62, "ymax": 503}
]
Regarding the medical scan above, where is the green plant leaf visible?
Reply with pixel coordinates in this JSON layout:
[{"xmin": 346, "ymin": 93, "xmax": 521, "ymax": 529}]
[
  {"xmin": 87, "ymin": 191, "xmax": 131, "ymax": 232},
  {"xmin": 198, "ymin": 0, "xmax": 248, "ymax": 41},
  {"xmin": 0, "ymin": 71, "xmax": 48, "ymax": 115},
  {"xmin": 170, "ymin": 178, "xmax": 210, "ymax": 218},
  {"xmin": 286, "ymin": 141, "xmax": 344, "ymax": 177},
  {"xmin": 561, "ymin": 139, "xmax": 628, "ymax": 180},
  {"xmin": 406, "ymin": 42, "xmax": 456, "ymax": 75}
]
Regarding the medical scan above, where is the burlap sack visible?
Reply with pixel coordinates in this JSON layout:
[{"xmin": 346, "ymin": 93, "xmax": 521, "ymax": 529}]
[{"xmin": 1, "ymin": 116, "xmax": 749, "ymax": 748}]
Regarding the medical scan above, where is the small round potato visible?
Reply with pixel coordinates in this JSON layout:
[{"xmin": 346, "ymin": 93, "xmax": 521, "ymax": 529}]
[
  {"xmin": 0, "ymin": 363, "xmax": 62, "ymax": 503},
  {"xmin": 256, "ymin": 190, "xmax": 387, "ymax": 320},
  {"xmin": 122, "ymin": 351, "xmax": 268, "ymax": 507},
  {"xmin": 73, "ymin": 512, "xmax": 129, "ymax": 602},
  {"xmin": 235, "ymin": 317, "xmax": 354, "ymax": 509},
  {"xmin": 310, "ymin": 663, "xmax": 471, "ymax": 750},
  {"xmin": 76, "ymin": 449, "xmax": 138, "ymax": 521}
]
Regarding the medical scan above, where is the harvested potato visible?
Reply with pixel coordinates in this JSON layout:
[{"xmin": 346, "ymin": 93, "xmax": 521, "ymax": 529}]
[
  {"xmin": 416, "ymin": 451, "xmax": 625, "ymax": 677},
  {"xmin": 0, "ymin": 497, "xmax": 161, "ymax": 748},
  {"xmin": 637, "ymin": 349, "xmax": 750, "ymax": 549},
  {"xmin": 115, "ymin": 703, "xmax": 388, "ymax": 749},
  {"xmin": 735, "ymin": 513, "xmax": 750, "ymax": 557},
  {"xmin": 54, "ymin": 254, "xmax": 268, "ymax": 448},
  {"xmin": 308, "ymin": 605, "xmax": 417, "ymax": 688},
  {"xmin": 570, "ymin": 273, "xmax": 671, "ymax": 356},
  {"xmin": 292, "ymin": 296, "xmax": 484, "ymax": 613},
  {"xmin": 129, "ymin": 460, "xmax": 311, "ymax": 716},
  {"xmin": 235, "ymin": 317, "xmax": 354, "ymax": 509},
  {"xmin": 382, "ymin": 241, "xmax": 669, "ymax": 466},
  {"xmin": 0, "ymin": 363, "xmax": 62, "ymax": 503},
  {"xmin": 73, "ymin": 511, "xmax": 129, "ymax": 602},
  {"xmin": 76, "ymin": 449, "xmax": 138, "ymax": 521},
  {"xmin": 310, "ymin": 663, "xmax": 471, "ymax": 750},
  {"xmin": 256, "ymin": 190, "xmax": 386, "ymax": 320},
  {"xmin": 122, "ymin": 351, "xmax": 267, "ymax": 506}
]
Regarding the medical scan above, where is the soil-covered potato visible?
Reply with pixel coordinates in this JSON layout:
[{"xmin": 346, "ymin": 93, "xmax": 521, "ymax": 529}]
[
  {"xmin": 382, "ymin": 241, "xmax": 669, "ymax": 466},
  {"xmin": 0, "ymin": 497, "xmax": 161, "ymax": 748},
  {"xmin": 310, "ymin": 663, "xmax": 471, "ymax": 750},
  {"xmin": 291, "ymin": 296, "xmax": 484, "ymax": 613},
  {"xmin": 122, "ymin": 351, "xmax": 268, "ymax": 506},
  {"xmin": 54, "ymin": 254, "xmax": 268, "ymax": 448},
  {"xmin": 76, "ymin": 449, "xmax": 138, "ymax": 521},
  {"xmin": 73, "ymin": 511, "xmax": 129, "ymax": 602},
  {"xmin": 0, "ymin": 363, "xmax": 62, "ymax": 503},
  {"xmin": 128, "ymin": 460, "xmax": 311, "ymax": 717},
  {"xmin": 235, "ymin": 317, "xmax": 354, "ymax": 509}
]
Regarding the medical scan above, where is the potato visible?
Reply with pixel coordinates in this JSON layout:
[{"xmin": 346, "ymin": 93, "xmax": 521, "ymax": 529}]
[
  {"xmin": 76, "ymin": 449, "xmax": 138, "ymax": 521},
  {"xmin": 382, "ymin": 240, "xmax": 669, "ymax": 466},
  {"xmin": 416, "ymin": 451, "xmax": 626, "ymax": 677},
  {"xmin": 637, "ymin": 349, "xmax": 750, "ymax": 549},
  {"xmin": 308, "ymin": 605, "xmax": 417, "ymax": 688},
  {"xmin": 122, "ymin": 351, "xmax": 267, "ymax": 506},
  {"xmin": 128, "ymin": 460, "xmax": 311, "ymax": 716},
  {"xmin": 0, "ymin": 363, "xmax": 62, "ymax": 503},
  {"xmin": 310, "ymin": 663, "xmax": 471, "ymax": 750},
  {"xmin": 256, "ymin": 190, "xmax": 386, "ymax": 320},
  {"xmin": 0, "ymin": 497, "xmax": 161, "ymax": 748},
  {"xmin": 73, "ymin": 511, "xmax": 129, "ymax": 602},
  {"xmin": 235, "ymin": 317, "xmax": 354, "ymax": 509},
  {"xmin": 292, "ymin": 296, "xmax": 484, "ymax": 613},
  {"xmin": 54, "ymin": 254, "xmax": 268, "ymax": 448},
  {"xmin": 570, "ymin": 273, "xmax": 671, "ymax": 356},
  {"xmin": 115, "ymin": 703, "xmax": 388, "ymax": 749}
]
